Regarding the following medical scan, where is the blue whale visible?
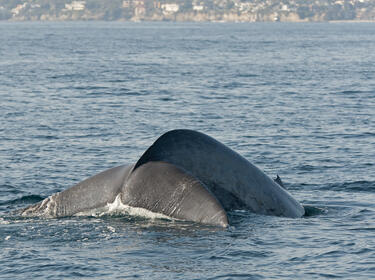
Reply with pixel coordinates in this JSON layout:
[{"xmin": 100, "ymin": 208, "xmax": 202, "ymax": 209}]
[{"xmin": 21, "ymin": 129, "xmax": 305, "ymax": 227}]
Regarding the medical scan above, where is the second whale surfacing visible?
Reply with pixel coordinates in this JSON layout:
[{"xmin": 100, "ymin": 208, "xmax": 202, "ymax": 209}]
[{"xmin": 21, "ymin": 129, "xmax": 305, "ymax": 227}]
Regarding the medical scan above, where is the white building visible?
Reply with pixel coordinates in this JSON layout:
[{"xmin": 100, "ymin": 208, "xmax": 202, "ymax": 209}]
[
  {"xmin": 161, "ymin": 3, "xmax": 179, "ymax": 13},
  {"xmin": 65, "ymin": 1, "xmax": 86, "ymax": 11},
  {"xmin": 122, "ymin": 1, "xmax": 131, "ymax": 8},
  {"xmin": 11, "ymin": 3, "xmax": 27, "ymax": 15},
  {"xmin": 281, "ymin": 4, "xmax": 289, "ymax": 11},
  {"xmin": 193, "ymin": 5, "xmax": 204, "ymax": 11}
]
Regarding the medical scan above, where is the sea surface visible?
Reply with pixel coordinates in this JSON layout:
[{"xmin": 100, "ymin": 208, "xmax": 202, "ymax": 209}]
[{"xmin": 1, "ymin": 21, "xmax": 374, "ymax": 279}]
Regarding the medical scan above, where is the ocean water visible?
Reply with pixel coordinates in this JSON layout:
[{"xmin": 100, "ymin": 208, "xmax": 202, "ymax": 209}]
[{"xmin": 1, "ymin": 21, "xmax": 375, "ymax": 279}]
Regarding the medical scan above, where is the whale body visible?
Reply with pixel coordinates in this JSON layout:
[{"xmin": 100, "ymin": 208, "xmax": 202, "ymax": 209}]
[{"xmin": 20, "ymin": 129, "xmax": 305, "ymax": 227}]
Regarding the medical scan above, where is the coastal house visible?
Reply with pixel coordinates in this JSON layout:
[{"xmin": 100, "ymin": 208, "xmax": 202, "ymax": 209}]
[
  {"xmin": 11, "ymin": 3, "xmax": 27, "ymax": 15},
  {"xmin": 122, "ymin": 1, "xmax": 131, "ymax": 8},
  {"xmin": 135, "ymin": 6, "xmax": 146, "ymax": 17},
  {"xmin": 154, "ymin": 2, "xmax": 161, "ymax": 9},
  {"xmin": 236, "ymin": 2, "xmax": 253, "ymax": 12},
  {"xmin": 193, "ymin": 1, "xmax": 205, "ymax": 11},
  {"xmin": 133, "ymin": 0, "xmax": 145, "ymax": 7},
  {"xmin": 161, "ymin": 3, "xmax": 179, "ymax": 14},
  {"xmin": 193, "ymin": 4, "xmax": 204, "ymax": 12},
  {"xmin": 280, "ymin": 4, "xmax": 289, "ymax": 11},
  {"xmin": 65, "ymin": 1, "xmax": 86, "ymax": 11},
  {"xmin": 133, "ymin": 0, "xmax": 145, "ymax": 16}
]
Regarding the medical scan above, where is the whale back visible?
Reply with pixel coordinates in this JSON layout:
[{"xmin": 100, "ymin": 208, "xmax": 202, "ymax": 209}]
[{"xmin": 133, "ymin": 129, "xmax": 304, "ymax": 218}]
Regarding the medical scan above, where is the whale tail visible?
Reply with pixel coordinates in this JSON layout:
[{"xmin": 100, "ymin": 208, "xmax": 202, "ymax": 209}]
[{"xmin": 122, "ymin": 161, "xmax": 228, "ymax": 227}]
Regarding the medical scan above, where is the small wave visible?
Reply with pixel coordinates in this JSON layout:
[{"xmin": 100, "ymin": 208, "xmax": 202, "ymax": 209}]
[
  {"xmin": 321, "ymin": 181, "xmax": 375, "ymax": 193},
  {"xmin": 0, "ymin": 217, "xmax": 10, "ymax": 225},
  {"xmin": 158, "ymin": 97, "xmax": 176, "ymax": 102},
  {"xmin": 34, "ymin": 134, "xmax": 59, "ymax": 140},
  {"xmin": 0, "ymin": 194, "xmax": 44, "ymax": 207},
  {"xmin": 237, "ymin": 73, "xmax": 258, "ymax": 78},
  {"xmin": 208, "ymin": 273, "xmax": 262, "ymax": 280},
  {"xmin": 74, "ymin": 85, "xmax": 109, "ymax": 91},
  {"xmin": 86, "ymin": 90, "xmax": 148, "ymax": 97},
  {"xmin": 322, "ymin": 132, "xmax": 375, "ymax": 139},
  {"xmin": 222, "ymin": 81, "xmax": 246, "ymax": 89},
  {"xmin": 303, "ymin": 205, "xmax": 327, "ymax": 217},
  {"xmin": 293, "ymin": 181, "xmax": 375, "ymax": 193},
  {"xmin": 298, "ymin": 164, "xmax": 316, "ymax": 171},
  {"xmin": 339, "ymin": 90, "xmax": 370, "ymax": 94}
]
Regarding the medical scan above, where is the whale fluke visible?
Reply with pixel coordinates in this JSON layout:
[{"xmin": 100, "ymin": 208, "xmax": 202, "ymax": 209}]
[
  {"xmin": 20, "ymin": 129, "xmax": 305, "ymax": 226},
  {"xmin": 21, "ymin": 164, "xmax": 133, "ymax": 217},
  {"xmin": 122, "ymin": 161, "xmax": 228, "ymax": 227}
]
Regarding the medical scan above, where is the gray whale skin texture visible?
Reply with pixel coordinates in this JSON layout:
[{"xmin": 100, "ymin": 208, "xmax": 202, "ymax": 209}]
[{"xmin": 21, "ymin": 129, "xmax": 305, "ymax": 227}]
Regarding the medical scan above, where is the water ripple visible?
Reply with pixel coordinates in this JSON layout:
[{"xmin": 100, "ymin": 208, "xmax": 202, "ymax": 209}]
[{"xmin": 1, "ymin": 22, "xmax": 375, "ymax": 280}]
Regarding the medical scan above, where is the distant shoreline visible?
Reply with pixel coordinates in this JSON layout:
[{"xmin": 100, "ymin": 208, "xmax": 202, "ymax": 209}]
[
  {"xmin": 2, "ymin": 19, "xmax": 375, "ymax": 23},
  {"xmin": 3, "ymin": 0, "xmax": 375, "ymax": 23}
]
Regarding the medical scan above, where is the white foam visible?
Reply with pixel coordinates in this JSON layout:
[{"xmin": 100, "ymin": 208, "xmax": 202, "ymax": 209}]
[
  {"xmin": 0, "ymin": 218, "xmax": 10, "ymax": 225},
  {"xmin": 107, "ymin": 226, "xmax": 116, "ymax": 233},
  {"xmin": 75, "ymin": 194, "xmax": 173, "ymax": 221},
  {"xmin": 20, "ymin": 194, "xmax": 58, "ymax": 218}
]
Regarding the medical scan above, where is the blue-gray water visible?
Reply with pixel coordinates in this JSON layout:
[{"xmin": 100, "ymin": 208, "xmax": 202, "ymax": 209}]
[{"xmin": 1, "ymin": 22, "xmax": 375, "ymax": 279}]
